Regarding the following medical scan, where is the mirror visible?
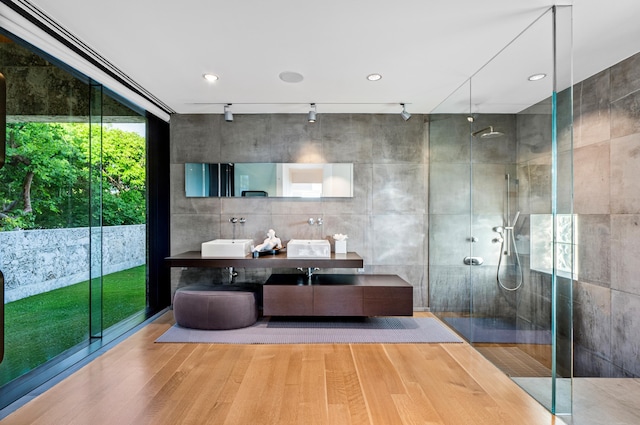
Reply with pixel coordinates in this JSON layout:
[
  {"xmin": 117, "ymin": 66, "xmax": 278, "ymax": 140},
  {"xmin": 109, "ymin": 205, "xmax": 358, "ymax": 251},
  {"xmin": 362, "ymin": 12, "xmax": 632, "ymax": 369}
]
[{"xmin": 185, "ymin": 163, "xmax": 354, "ymax": 198}]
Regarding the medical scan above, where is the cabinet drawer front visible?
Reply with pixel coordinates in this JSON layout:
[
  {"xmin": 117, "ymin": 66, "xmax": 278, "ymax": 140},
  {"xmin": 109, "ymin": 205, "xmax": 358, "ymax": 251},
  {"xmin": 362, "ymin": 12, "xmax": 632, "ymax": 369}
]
[
  {"xmin": 314, "ymin": 286, "xmax": 363, "ymax": 316},
  {"xmin": 263, "ymin": 286, "xmax": 313, "ymax": 316},
  {"xmin": 364, "ymin": 286, "xmax": 413, "ymax": 316}
]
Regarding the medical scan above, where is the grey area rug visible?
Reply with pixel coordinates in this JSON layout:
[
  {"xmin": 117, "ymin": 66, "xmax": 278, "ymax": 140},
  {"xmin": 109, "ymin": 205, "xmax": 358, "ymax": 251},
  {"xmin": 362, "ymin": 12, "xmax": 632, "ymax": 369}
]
[{"xmin": 155, "ymin": 317, "xmax": 463, "ymax": 344}]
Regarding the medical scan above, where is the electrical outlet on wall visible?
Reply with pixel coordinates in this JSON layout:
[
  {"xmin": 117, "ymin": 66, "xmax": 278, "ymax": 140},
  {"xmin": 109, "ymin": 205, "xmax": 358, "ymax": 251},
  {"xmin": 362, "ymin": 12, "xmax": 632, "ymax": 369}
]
[{"xmin": 357, "ymin": 268, "xmax": 365, "ymax": 273}]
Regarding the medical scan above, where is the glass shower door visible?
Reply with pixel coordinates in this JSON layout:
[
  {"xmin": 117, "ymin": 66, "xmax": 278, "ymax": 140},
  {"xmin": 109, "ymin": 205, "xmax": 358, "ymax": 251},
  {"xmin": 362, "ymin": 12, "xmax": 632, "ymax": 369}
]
[{"xmin": 430, "ymin": 5, "xmax": 573, "ymax": 416}]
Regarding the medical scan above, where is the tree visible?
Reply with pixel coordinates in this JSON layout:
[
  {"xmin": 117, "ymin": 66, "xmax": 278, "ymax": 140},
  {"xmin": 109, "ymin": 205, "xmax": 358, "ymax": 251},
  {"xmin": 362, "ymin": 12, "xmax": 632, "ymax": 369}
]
[{"xmin": 0, "ymin": 122, "xmax": 146, "ymax": 230}]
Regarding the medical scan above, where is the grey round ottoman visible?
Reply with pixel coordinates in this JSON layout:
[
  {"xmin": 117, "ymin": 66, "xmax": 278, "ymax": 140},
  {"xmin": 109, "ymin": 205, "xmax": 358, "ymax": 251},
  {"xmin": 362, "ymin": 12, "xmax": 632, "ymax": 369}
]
[{"xmin": 173, "ymin": 286, "xmax": 258, "ymax": 330}]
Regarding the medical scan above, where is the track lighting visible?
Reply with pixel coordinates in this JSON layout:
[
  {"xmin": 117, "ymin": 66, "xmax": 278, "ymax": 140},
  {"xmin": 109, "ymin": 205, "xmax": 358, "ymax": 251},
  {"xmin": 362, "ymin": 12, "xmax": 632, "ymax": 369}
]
[
  {"xmin": 400, "ymin": 103, "xmax": 411, "ymax": 121},
  {"xmin": 224, "ymin": 104, "xmax": 233, "ymax": 122},
  {"xmin": 308, "ymin": 103, "xmax": 317, "ymax": 123}
]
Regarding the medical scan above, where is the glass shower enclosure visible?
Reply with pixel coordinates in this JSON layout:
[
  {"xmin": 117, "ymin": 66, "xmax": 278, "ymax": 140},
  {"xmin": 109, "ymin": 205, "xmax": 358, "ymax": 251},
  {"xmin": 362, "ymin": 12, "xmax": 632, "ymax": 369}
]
[{"xmin": 429, "ymin": 6, "xmax": 573, "ymax": 415}]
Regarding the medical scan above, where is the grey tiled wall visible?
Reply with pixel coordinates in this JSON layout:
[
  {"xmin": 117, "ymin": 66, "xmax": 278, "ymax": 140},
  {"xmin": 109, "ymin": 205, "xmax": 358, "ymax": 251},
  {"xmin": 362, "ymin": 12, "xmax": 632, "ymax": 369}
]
[
  {"xmin": 169, "ymin": 113, "xmax": 429, "ymax": 309},
  {"xmin": 573, "ymin": 51, "xmax": 640, "ymax": 377},
  {"xmin": 428, "ymin": 113, "xmax": 520, "ymax": 318}
]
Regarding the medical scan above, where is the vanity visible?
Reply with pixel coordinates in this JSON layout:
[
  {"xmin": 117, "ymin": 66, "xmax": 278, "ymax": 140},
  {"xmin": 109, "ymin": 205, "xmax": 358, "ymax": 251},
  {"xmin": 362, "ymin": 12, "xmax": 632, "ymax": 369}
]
[
  {"xmin": 263, "ymin": 273, "xmax": 413, "ymax": 317},
  {"xmin": 165, "ymin": 251, "xmax": 413, "ymax": 317}
]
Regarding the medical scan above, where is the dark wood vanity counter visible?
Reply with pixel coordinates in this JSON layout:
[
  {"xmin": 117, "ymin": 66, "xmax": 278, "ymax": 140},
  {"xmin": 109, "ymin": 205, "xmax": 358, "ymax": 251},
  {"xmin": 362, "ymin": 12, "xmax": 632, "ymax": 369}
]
[
  {"xmin": 263, "ymin": 273, "xmax": 413, "ymax": 317},
  {"xmin": 165, "ymin": 251, "xmax": 364, "ymax": 269}
]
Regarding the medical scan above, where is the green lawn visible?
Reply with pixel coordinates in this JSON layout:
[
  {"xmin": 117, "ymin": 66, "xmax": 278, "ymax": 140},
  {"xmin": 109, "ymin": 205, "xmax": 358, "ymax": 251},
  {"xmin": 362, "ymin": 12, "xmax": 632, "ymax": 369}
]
[{"xmin": 0, "ymin": 265, "xmax": 146, "ymax": 386}]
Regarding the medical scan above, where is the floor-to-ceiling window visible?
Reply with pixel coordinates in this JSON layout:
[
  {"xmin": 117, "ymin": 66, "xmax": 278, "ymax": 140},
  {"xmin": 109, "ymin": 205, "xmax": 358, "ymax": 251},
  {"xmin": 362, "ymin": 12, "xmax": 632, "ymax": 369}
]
[{"xmin": 0, "ymin": 29, "xmax": 161, "ymax": 410}]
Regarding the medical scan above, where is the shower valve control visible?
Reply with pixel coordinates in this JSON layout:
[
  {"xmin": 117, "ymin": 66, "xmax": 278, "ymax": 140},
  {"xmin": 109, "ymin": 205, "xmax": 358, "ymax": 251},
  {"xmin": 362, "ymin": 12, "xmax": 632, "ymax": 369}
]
[{"xmin": 463, "ymin": 256, "xmax": 484, "ymax": 266}]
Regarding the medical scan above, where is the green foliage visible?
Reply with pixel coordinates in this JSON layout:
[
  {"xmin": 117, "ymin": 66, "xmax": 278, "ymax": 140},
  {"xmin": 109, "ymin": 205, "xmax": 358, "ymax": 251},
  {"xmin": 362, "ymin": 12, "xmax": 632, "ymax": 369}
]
[{"xmin": 0, "ymin": 123, "xmax": 146, "ymax": 230}]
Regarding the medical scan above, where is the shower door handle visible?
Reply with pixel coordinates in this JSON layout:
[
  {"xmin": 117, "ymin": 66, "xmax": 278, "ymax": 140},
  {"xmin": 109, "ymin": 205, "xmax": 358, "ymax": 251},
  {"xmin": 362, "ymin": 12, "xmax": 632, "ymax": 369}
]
[{"xmin": 463, "ymin": 256, "xmax": 484, "ymax": 266}]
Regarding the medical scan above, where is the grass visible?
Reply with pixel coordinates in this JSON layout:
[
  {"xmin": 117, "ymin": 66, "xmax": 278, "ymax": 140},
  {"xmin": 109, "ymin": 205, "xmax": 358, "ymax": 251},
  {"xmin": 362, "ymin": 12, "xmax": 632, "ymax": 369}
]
[{"xmin": 0, "ymin": 265, "xmax": 146, "ymax": 386}]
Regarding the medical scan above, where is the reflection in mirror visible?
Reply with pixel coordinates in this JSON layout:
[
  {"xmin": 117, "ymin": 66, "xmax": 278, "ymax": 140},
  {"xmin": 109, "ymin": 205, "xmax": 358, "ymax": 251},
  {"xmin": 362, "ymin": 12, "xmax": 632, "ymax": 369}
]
[{"xmin": 185, "ymin": 163, "xmax": 353, "ymax": 198}]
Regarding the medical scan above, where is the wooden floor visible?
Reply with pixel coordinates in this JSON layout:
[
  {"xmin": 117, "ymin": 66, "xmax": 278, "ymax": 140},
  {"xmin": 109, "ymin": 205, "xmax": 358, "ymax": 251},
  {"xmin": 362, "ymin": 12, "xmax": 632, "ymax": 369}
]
[{"xmin": 0, "ymin": 312, "xmax": 565, "ymax": 425}]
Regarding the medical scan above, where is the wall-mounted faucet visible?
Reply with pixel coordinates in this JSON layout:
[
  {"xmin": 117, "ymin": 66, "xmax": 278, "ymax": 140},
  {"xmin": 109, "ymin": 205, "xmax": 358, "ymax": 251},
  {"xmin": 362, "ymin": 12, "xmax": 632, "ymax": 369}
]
[
  {"xmin": 229, "ymin": 217, "xmax": 245, "ymax": 239},
  {"xmin": 228, "ymin": 266, "xmax": 238, "ymax": 282}
]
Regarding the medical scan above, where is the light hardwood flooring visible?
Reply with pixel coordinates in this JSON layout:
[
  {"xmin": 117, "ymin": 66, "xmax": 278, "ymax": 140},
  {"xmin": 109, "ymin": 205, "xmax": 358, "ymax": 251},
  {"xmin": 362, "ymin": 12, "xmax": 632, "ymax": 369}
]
[{"xmin": 0, "ymin": 312, "xmax": 565, "ymax": 425}]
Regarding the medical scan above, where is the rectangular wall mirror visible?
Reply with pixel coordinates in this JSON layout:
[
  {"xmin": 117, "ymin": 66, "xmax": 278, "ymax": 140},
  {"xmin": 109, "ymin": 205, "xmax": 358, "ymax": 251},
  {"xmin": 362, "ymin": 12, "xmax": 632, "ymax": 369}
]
[{"xmin": 185, "ymin": 163, "xmax": 354, "ymax": 198}]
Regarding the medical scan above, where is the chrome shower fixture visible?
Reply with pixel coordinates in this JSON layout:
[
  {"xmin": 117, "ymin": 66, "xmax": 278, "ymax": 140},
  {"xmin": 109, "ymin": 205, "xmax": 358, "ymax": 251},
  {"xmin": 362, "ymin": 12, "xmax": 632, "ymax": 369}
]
[{"xmin": 471, "ymin": 126, "xmax": 504, "ymax": 139}]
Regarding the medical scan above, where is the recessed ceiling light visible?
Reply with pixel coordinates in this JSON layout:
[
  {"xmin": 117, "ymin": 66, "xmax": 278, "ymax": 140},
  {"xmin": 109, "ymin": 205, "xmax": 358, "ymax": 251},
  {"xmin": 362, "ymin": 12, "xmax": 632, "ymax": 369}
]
[
  {"xmin": 367, "ymin": 73, "xmax": 382, "ymax": 81},
  {"xmin": 203, "ymin": 73, "xmax": 219, "ymax": 82},
  {"xmin": 279, "ymin": 71, "xmax": 304, "ymax": 83},
  {"xmin": 528, "ymin": 73, "xmax": 547, "ymax": 81}
]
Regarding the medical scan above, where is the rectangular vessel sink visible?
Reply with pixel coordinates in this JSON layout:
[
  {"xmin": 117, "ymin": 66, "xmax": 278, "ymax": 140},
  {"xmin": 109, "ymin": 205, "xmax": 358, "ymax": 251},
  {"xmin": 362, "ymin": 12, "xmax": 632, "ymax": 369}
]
[
  {"xmin": 287, "ymin": 239, "xmax": 331, "ymax": 258},
  {"xmin": 201, "ymin": 239, "xmax": 253, "ymax": 258}
]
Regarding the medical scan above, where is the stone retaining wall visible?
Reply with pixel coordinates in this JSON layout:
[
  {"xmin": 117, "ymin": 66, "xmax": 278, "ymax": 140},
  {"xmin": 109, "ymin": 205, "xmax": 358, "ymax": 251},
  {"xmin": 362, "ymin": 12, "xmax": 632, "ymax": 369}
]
[{"xmin": 1, "ymin": 225, "xmax": 145, "ymax": 302}]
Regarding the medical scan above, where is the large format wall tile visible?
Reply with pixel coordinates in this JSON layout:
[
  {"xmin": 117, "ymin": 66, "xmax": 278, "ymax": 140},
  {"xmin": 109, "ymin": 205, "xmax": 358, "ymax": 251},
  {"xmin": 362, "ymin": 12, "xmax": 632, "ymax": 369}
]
[
  {"xmin": 171, "ymin": 114, "xmax": 220, "ymax": 163},
  {"xmin": 429, "ymin": 163, "xmax": 470, "ymax": 214},
  {"xmin": 611, "ymin": 214, "xmax": 640, "ymax": 295},
  {"xmin": 611, "ymin": 90, "xmax": 640, "ymax": 140},
  {"xmin": 611, "ymin": 52, "xmax": 640, "ymax": 103},
  {"xmin": 577, "ymin": 214, "xmax": 611, "ymax": 286},
  {"xmin": 611, "ymin": 290, "xmax": 640, "ymax": 377},
  {"xmin": 170, "ymin": 214, "xmax": 221, "ymax": 255},
  {"xmin": 516, "ymin": 111, "xmax": 552, "ymax": 163},
  {"xmin": 471, "ymin": 164, "xmax": 509, "ymax": 215},
  {"xmin": 518, "ymin": 159, "xmax": 552, "ymax": 214},
  {"xmin": 371, "ymin": 214, "xmax": 424, "ymax": 266},
  {"xmin": 219, "ymin": 114, "xmax": 272, "ymax": 162},
  {"xmin": 321, "ymin": 115, "xmax": 374, "ymax": 164},
  {"xmin": 573, "ymin": 142, "xmax": 610, "ymax": 214},
  {"xmin": 429, "ymin": 265, "xmax": 471, "ymax": 313},
  {"xmin": 371, "ymin": 118, "xmax": 427, "ymax": 164},
  {"xmin": 574, "ymin": 69, "xmax": 611, "ymax": 148},
  {"xmin": 428, "ymin": 114, "xmax": 470, "ymax": 163},
  {"xmin": 573, "ymin": 280, "xmax": 612, "ymax": 369},
  {"xmin": 429, "ymin": 214, "xmax": 471, "ymax": 267},
  {"xmin": 611, "ymin": 132, "xmax": 640, "ymax": 214},
  {"xmin": 372, "ymin": 164, "xmax": 426, "ymax": 214}
]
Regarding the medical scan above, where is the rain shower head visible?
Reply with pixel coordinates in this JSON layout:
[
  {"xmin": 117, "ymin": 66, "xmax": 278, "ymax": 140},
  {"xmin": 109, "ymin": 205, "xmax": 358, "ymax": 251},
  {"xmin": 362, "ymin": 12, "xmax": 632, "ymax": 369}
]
[{"xmin": 471, "ymin": 126, "xmax": 504, "ymax": 139}]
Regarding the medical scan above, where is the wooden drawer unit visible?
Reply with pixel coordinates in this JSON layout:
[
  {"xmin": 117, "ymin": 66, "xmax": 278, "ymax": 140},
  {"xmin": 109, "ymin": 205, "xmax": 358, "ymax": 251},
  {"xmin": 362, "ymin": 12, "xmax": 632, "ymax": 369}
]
[
  {"xmin": 263, "ymin": 274, "xmax": 412, "ymax": 317},
  {"xmin": 262, "ymin": 284, "xmax": 312, "ymax": 316},
  {"xmin": 314, "ymin": 285, "xmax": 364, "ymax": 316}
]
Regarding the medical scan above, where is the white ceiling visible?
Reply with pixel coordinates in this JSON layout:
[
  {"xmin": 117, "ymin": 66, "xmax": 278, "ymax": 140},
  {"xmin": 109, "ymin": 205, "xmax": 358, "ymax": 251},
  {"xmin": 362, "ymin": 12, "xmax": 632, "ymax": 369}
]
[{"xmin": 21, "ymin": 0, "xmax": 640, "ymax": 115}]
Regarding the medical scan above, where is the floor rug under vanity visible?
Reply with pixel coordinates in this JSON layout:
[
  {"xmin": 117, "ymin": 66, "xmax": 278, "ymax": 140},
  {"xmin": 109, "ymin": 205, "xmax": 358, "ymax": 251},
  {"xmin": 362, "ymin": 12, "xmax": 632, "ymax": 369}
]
[{"xmin": 155, "ymin": 317, "xmax": 463, "ymax": 344}]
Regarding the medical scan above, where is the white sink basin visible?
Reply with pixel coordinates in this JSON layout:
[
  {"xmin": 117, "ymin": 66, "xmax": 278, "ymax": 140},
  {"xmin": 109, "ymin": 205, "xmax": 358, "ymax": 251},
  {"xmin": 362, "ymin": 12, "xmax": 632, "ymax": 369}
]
[
  {"xmin": 287, "ymin": 239, "xmax": 331, "ymax": 258},
  {"xmin": 201, "ymin": 239, "xmax": 253, "ymax": 258}
]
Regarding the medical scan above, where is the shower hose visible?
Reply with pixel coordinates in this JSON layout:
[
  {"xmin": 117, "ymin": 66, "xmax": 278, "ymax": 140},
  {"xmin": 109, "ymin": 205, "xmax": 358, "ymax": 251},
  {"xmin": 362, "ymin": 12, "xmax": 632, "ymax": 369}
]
[{"xmin": 497, "ymin": 226, "xmax": 524, "ymax": 291}]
